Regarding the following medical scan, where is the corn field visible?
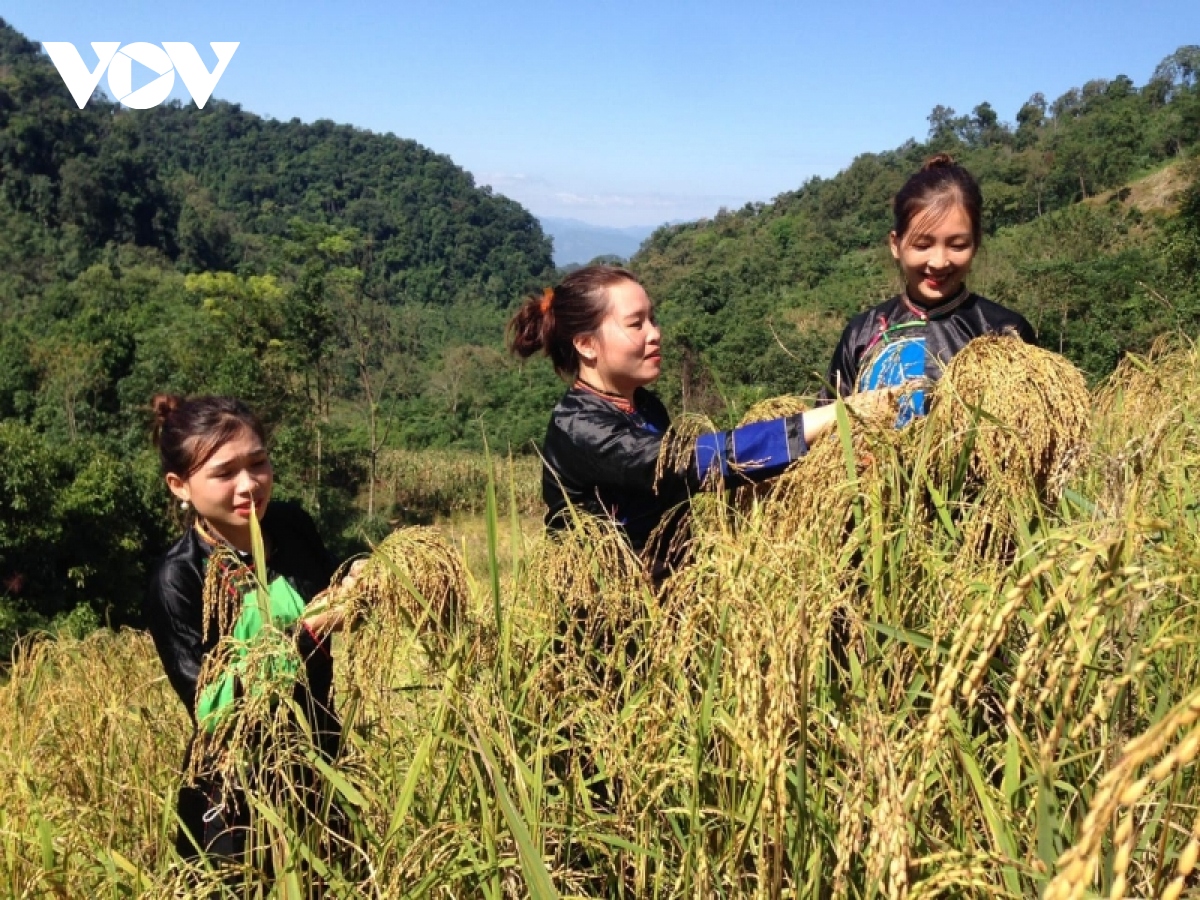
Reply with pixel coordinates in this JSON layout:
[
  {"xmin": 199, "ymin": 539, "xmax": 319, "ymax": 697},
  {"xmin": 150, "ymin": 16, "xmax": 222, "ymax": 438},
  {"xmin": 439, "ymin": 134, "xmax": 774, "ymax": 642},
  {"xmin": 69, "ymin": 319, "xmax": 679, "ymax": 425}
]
[
  {"xmin": 2, "ymin": 335, "xmax": 1200, "ymax": 898},
  {"xmin": 381, "ymin": 449, "xmax": 542, "ymax": 520}
]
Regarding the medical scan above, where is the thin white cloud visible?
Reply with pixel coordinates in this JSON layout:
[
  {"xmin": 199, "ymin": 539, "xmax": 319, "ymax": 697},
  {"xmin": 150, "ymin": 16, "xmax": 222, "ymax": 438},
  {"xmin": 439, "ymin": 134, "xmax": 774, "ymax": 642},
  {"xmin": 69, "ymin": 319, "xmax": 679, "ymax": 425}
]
[
  {"xmin": 478, "ymin": 172, "xmax": 552, "ymax": 189},
  {"xmin": 478, "ymin": 175, "xmax": 752, "ymax": 227}
]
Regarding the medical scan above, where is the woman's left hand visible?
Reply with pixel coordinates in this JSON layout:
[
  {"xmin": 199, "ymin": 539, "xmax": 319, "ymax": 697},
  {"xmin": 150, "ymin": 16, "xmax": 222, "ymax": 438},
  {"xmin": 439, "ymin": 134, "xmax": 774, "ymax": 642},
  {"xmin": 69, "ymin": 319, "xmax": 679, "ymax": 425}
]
[
  {"xmin": 846, "ymin": 385, "xmax": 903, "ymax": 420},
  {"xmin": 302, "ymin": 558, "xmax": 367, "ymax": 636},
  {"xmin": 303, "ymin": 603, "xmax": 347, "ymax": 636}
]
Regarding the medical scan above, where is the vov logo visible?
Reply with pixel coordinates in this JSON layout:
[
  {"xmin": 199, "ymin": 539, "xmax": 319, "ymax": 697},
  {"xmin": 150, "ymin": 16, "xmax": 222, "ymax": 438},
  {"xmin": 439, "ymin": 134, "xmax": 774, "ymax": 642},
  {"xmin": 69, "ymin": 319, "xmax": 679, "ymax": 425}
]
[{"xmin": 42, "ymin": 42, "xmax": 239, "ymax": 110}]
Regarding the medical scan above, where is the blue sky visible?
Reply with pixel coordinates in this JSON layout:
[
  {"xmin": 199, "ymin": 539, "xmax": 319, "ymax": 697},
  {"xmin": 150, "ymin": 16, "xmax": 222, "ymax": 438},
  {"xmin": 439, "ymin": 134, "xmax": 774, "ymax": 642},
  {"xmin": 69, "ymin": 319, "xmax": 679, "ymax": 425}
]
[{"xmin": 6, "ymin": 1, "xmax": 1199, "ymax": 227}]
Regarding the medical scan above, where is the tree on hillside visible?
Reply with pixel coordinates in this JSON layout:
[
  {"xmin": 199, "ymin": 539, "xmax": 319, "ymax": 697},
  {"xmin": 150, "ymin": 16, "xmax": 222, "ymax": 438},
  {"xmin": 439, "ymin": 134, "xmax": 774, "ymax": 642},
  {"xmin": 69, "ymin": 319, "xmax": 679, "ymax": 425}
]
[
  {"xmin": 30, "ymin": 333, "xmax": 106, "ymax": 441},
  {"xmin": 1152, "ymin": 45, "xmax": 1200, "ymax": 99}
]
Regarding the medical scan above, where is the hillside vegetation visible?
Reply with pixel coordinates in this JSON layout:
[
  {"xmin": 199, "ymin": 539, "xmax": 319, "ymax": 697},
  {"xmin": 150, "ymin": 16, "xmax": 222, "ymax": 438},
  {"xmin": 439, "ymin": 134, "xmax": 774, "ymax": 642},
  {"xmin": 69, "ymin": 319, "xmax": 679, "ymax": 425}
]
[{"xmin": 1, "ymin": 20, "xmax": 1199, "ymax": 668}]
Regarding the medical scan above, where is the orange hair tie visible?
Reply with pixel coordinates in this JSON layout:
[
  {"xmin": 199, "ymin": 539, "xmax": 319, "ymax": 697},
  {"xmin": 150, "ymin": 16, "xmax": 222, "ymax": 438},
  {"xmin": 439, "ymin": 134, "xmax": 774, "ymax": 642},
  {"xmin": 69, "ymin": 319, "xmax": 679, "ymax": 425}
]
[{"xmin": 539, "ymin": 287, "xmax": 554, "ymax": 315}]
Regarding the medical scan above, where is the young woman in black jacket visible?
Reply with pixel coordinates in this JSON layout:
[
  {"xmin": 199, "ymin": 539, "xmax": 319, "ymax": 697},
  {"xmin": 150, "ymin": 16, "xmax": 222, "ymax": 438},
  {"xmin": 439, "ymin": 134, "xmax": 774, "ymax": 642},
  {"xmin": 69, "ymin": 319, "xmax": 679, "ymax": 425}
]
[
  {"xmin": 508, "ymin": 265, "xmax": 890, "ymax": 577},
  {"xmin": 145, "ymin": 395, "xmax": 354, "ymax": 866},
  {"xmin": 821, "ymin": 154, "xmax": 1036, "ymax": 423}
]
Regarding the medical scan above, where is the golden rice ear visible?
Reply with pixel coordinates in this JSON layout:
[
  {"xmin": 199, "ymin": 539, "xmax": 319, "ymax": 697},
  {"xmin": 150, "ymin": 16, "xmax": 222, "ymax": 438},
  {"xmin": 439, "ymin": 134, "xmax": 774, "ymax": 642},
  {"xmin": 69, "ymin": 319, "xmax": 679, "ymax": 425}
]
[
  {"xmin": 341, "ymin": 526, "xmax": 469, "ymax": 653},
  {"xmin": 1087, "ymin": 335, "xmax": 1200, "ymax": 518},
  {"xmin": 728, "ymin": 396, "xmax": 816, "ymax": 513},
  {"xmin": 915, "ymin": 335, "xmax": 1090, "ymax": 560},
  {"xmin": 1092, "ymin": 335, "xmax": 1196, "ymax": 461},
  {"xmin": 519, "ymin": 513, "xmax": 656, "ymax": 704},
  {"xmin": 654, "ymin": 411, "xmax": 717, "ymax": 492},
  {"xmin": 1093, "ymin": 333, "xmax": 1196, "ymax": 430},
  {"xmin": 753, "ymin": 401, "xmax": 908, "ymax": 556},
  {"xmin": 924, "ymin": 335, "xmax": 1090, "ymax": 495},
  {"xmin": 737, "ymin": 395, "xmax": 810, "ymax": 425}
]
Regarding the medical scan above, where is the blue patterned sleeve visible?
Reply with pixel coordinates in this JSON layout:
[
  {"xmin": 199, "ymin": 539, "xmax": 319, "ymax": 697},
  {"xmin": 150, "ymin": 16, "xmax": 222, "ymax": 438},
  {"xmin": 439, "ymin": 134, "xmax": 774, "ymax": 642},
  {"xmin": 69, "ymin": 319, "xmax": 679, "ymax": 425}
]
[{"xmin": 694, "ymin": 414, "xmax": 809, "ymax": 486}]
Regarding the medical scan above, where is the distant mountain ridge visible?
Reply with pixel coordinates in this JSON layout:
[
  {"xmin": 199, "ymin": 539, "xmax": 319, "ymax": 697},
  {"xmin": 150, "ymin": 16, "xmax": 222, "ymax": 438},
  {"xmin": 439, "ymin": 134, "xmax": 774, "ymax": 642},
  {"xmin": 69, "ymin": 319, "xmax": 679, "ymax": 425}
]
[
  {"xmin": 540, "ymin": 217, "xmax": 657, "ymax": 266},
  {"xmin": 0, "ymin": 17, "xmax": 554, "ymax": 308}
]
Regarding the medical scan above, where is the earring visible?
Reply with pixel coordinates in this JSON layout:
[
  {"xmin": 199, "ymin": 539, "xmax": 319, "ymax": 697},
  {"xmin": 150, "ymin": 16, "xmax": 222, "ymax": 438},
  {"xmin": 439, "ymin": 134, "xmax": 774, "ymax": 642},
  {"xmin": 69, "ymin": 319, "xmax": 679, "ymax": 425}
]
[{"xmin": 180, "ymin": 500, "xmax": 190, "ymax": 511}]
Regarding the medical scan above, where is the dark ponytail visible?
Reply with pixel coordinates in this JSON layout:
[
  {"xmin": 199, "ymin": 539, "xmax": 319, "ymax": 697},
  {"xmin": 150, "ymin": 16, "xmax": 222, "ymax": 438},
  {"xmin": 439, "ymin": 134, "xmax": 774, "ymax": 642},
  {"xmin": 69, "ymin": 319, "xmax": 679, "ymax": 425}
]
[
  {"xmin": 152, "ymin": 394, "xmax": 266, "ymax": 477},
  {"xmin": 508, "ymin": 286, "xmax": 559, "ymax": 363},
  {"xmin": 893, "ymin": 153, "xmax": 984, "ymax": 247},
  {"xmin": 507, "ymin": 265, "xmax": 640, "ymax": 377}
]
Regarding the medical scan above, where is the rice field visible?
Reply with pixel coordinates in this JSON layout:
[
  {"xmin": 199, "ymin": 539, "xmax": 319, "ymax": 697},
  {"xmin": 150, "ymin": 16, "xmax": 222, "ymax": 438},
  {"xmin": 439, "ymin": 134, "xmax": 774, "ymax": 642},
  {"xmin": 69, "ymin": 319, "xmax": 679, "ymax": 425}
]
[{"xmin": 2, "ymin": 334, "xmax": 1200, "ymax": 898}]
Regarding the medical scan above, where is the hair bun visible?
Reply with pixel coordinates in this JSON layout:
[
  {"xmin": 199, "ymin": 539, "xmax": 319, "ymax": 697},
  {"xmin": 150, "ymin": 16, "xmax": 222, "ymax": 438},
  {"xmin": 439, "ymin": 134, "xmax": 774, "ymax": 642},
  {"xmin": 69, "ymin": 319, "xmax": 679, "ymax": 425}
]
[
  {"xmin": 507, "ymin": 291, "xmax": 549, "ymax": 360},
  {"xmin": 922, "ymin": 153, "xmax": 957, "ymax": 171},
  {"xmin": 151, "ymin": 393, "xmax": 182, "ymax": 434}
]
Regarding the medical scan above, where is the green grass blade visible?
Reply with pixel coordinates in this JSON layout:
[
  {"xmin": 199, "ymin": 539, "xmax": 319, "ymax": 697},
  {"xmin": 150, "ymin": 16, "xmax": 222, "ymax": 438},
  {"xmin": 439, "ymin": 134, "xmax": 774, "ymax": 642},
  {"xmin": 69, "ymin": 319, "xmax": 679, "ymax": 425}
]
[
  {"xmin": 249, "ymin": 498, "xmax": 272, "ymax": 627},
  {"xmin": 468, "ymin": 721, "xmax": 560, "ymax": 900}
]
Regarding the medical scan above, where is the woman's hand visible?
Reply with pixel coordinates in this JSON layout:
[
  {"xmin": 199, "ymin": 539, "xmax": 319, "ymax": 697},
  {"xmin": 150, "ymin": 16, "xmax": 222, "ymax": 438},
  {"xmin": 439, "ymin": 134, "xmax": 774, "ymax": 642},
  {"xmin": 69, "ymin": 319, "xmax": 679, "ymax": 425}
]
[
  {"xmin": 302, "ymin": 559, "xmax": 367, "ymax": 636},
  {"xmin": 845, "ymin": 385, "xmax": 902, "ymax": 421},
  {"xmin": 801, "ymin": 386, "xmax": 902, "ymax": 444},
  {"xmin": 302, "ymin": 603, "xmax": 346, "ymax": 636}
]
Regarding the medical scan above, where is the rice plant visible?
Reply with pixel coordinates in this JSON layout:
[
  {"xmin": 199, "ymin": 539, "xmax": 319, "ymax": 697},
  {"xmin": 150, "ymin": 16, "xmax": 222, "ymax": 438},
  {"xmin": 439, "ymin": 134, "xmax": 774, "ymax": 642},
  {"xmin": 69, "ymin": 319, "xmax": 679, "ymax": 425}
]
[{"xmin": 2, "ymin": 336, "xmax": 1200, "ymax": 897}]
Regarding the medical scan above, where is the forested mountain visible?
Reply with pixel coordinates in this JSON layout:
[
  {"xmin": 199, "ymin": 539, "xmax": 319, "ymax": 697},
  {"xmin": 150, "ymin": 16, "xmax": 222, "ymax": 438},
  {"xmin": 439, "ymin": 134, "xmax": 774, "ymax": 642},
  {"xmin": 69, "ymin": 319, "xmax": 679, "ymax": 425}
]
[
  {"xmin": 634, "ymin": 48, "xmax": 1200, "ymax": 409},
  {"xmin": 0, "ymin": 18, "xmax": 558, "ymax": 647},
  {"xmin": 0, "ymin": 25, "xmax": 552, "ymax": 307},
  {"xmin": 1, "ymin": 16, "xmax": 1199, "ymax": 652}
]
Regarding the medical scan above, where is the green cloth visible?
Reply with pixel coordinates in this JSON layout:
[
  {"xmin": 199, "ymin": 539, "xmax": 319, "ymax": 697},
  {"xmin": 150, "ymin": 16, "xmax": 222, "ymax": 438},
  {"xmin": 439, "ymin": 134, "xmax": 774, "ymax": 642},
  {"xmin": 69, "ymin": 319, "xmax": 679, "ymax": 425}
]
[{"xmin": 196, "ymin": 575, "xmax": 309, "ymax": 733}]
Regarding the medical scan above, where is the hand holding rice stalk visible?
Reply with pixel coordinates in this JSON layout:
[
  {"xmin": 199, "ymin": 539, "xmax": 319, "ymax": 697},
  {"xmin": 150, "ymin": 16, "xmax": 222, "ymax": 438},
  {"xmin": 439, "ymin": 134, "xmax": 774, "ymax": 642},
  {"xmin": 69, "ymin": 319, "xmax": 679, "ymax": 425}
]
[
  {"xmin": 332, "ymin": 527, "xmax": 468, "ymax": 651},
  {"xmin": 297, "ymin": 558, "xmax": 367, "ymax": 634}
]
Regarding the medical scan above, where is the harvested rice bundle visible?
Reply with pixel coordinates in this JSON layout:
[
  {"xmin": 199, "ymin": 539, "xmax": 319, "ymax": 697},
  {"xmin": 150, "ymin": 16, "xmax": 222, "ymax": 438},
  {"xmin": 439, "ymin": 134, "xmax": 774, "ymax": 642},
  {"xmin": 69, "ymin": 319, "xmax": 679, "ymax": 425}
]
[
  {"xmin": 924, "ymin": 335, "xmax": 1090, "ymax": 501},
  {"xmin": 1090, "ymin": 336, "xmax": 1197, "ymax": 514},
  {"xmin": 335, "ymin": 529, "xmax": 471, "ymax": 729},
  {"xmin": 340, "ymin": 526, "xmax": 468, "ymax": 649}
]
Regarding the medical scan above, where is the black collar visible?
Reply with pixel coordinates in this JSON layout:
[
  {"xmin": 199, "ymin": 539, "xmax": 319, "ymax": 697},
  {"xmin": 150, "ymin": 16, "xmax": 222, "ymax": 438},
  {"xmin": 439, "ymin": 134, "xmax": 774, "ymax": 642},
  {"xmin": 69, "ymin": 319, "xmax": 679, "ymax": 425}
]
[{"xmin": 901, "ymin": 286, "xmax": 969, "ymax": 320}]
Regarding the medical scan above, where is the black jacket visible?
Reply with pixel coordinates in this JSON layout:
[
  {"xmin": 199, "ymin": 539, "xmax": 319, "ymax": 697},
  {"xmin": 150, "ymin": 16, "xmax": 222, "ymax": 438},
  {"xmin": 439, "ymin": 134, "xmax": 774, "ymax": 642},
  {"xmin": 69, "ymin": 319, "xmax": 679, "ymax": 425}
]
[
  {"xmin": 145, "ymin": 501, "xmax": 337, "ymax": 738},
  {"xmin": 821, "ymin": 292, "xmax": 1036, "ymax": 400},
  {"xmin": 541, "ymin": 385, "xmax": 810, "ymax": 568},
  {"xmin": 541, "ymin": 386, "xmax": 689, "ymax": 555}
]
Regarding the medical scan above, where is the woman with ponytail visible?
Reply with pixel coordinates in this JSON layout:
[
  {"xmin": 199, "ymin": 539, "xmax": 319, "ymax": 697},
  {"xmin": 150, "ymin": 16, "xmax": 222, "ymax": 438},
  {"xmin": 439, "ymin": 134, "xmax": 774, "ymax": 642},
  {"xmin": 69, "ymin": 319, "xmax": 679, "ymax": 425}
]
[
  {"xmin": 145, "ymin": 394, "xmax": 356, "ymax": 874},
  {"xmin": 821, "ymin": 154, "xmax": 1035, "ymax": 420},
  {"xmin": 510, "ymin": 265, "xmax": 891, "ymax": 578}
]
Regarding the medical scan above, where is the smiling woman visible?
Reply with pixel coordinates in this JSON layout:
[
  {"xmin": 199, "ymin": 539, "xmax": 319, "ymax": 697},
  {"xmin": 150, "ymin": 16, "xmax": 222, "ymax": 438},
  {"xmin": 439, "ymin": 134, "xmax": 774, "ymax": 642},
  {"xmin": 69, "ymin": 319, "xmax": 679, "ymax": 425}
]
[
  {"xmin": 160, "ymin": 404, "xmax": 274, "ymax": 552},
  {"xmin": 509, "ymin": 265, "xmax": 893, "ymax": 580},
  {"xmin": 820, "ymin": 154, "xmax": 1036, "ymax": 416}
]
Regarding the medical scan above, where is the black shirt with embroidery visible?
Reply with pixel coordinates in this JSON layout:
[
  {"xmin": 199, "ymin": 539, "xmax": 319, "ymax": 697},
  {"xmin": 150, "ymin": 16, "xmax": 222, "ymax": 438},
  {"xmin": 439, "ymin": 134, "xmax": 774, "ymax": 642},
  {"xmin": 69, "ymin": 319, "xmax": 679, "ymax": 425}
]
[
  {"xmin": 820, "ymin": 291, "xmax": 1036, "ymax": 400},
  {"xmin": 540, "ymin": 382, "xmax": 811, "ymax": 580},
  {"xmin": 144, "ymin": 500, "xmax": 337, "ymax": 740},
  {"xmin": 541, "ymin": 385, "xmax": 689, "ymax": 556}
]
